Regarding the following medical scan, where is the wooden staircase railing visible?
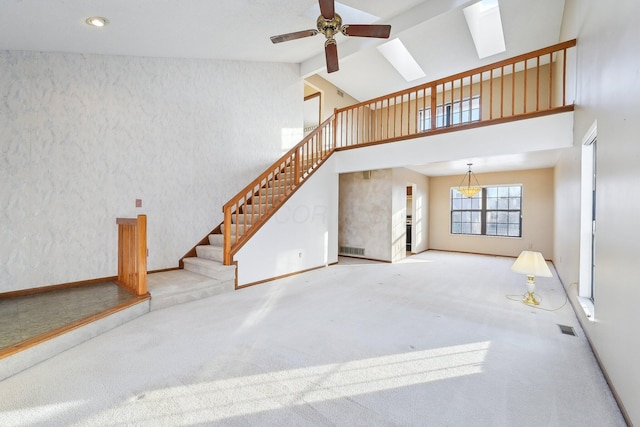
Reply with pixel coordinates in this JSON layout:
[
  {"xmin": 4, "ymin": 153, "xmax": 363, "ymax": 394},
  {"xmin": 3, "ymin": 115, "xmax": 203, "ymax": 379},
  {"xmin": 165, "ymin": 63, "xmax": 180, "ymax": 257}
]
[
  {"xmin": 220, "ymin": 39, "xmax": 576, "ymax": 266},
  {"xmin": 116, "ymin": 214, "xmax": 148, "ymax": 296},
  {"xmin": 222, "ymin": 117, "xmax": 335, "ymax": 264}
]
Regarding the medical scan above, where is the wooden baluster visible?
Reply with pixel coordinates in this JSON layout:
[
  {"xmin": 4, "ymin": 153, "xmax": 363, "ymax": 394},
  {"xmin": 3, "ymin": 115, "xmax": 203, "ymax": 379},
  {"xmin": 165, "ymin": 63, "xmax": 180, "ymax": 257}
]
[
  {"xmin": 548, "ymin": 52, "xmax": 553, "ymax": 109},
  {"xmin": 295, "ymin": 147, "xmax": 301, "ymax": 185},
  {"xmin": 524, "ymin": 58, "xmax": 528, "ymax": 114},
  {"xmin": 536, "ymin": 55, "xmax": 540, "ymax": 111},
  {"xmin": 479, "ymin": 71, "xmax": 484, "ymax": 121},
  {"xmin": 562, "ymin": 48, "xmax": 567, "ymax": 106},
  {"xmin": 489, "ymin": 69, "xmax": 494, "ymax": 120},
  {"xmin": 431, "ymin": 84, "xmax": 437, "ymax": 130},
  {"xmin": 500, "ymin": 67, "xmax": 504, "ymax": 119},
  {"xmin": 511, "ymin": 64, "xmax": 515, "ymax": 116}
]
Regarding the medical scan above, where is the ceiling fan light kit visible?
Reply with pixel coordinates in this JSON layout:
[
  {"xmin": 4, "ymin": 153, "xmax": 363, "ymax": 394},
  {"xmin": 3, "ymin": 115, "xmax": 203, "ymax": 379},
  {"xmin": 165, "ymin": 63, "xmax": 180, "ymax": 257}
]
[{"xmin": 270, "ymin": 0, "xmax": 391, "ymax": 73}]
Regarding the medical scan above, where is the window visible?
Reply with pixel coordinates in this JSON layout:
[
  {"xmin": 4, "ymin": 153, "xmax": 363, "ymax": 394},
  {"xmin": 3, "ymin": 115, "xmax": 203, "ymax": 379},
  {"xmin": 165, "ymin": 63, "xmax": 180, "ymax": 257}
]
[
  {"xmin": 451, "ymin": 185, "xmax": 522, "ymax": 237},
  {"xmin": 419, "ymin": 96, "xmax": 480, "ymax": 131}
]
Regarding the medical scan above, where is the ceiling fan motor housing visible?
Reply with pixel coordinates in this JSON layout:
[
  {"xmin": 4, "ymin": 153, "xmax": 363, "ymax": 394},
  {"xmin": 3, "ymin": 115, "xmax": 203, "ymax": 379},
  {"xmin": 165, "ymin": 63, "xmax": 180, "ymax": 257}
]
[{"xmin": 317, "ymin": 13, "xmax": 342, "ymax": 40}]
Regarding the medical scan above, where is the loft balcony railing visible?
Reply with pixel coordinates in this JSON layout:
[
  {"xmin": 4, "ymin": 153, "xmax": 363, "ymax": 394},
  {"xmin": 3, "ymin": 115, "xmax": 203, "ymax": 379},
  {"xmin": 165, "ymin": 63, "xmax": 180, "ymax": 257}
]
[
  {"xmin": 334, "ymin": 39, "xmax": 576, "ymax": 148},
  {"xmin": 220, "ymin": 39, "xmax": 576, "ymax": 266}
]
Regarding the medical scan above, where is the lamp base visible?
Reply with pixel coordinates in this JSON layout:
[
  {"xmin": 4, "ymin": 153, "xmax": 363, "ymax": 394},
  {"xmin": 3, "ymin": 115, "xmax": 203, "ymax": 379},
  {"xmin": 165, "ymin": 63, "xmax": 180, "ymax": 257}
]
[{"xmin": 523, "ymin": 291, "xmax": 539, "ymax": 305}]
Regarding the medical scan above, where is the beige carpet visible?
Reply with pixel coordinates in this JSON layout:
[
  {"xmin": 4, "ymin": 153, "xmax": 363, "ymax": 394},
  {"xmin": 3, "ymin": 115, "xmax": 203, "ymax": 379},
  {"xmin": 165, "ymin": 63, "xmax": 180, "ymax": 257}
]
[{"xmin": 0, "ymin": 251, "xmax": 626, "ymax": 426}]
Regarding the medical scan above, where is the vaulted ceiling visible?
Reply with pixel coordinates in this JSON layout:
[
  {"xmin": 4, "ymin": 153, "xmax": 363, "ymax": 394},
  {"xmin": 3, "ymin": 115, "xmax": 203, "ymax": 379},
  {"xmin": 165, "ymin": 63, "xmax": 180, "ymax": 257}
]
[
  {"xmin": 0, "ymin": 0, "xmax": 569, "ymax": 175},
  {"xmin": 1, "ymin": 0, "xmax": 565, "ymax": 101}
]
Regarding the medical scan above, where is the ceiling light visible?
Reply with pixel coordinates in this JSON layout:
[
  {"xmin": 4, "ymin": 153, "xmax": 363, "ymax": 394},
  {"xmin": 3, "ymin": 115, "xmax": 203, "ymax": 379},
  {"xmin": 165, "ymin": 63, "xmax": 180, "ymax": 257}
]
[
  {"xmin": 86, "ymin": 16, "xmax": 109, "ymax": 27},
  {"xmin": 457, "ymin": 163, "xmax": 482, "ymax": 198},
  {"xmin": 463, "ymin": 0, "xmax": 506, "ymax": 59},
  {"xmin": 377, "ymin": 38, "xmax": 426, "ymax": 82}
]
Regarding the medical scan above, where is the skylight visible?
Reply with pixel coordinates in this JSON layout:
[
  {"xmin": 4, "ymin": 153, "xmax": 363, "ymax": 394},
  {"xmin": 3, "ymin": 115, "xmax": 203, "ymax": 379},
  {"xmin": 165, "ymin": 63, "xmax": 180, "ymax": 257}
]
[
  {"xmin": 377, "ymin": 38, "xmax": 426, "ymax": 82},
  {"xmin": 463, "ymin": 0, "xmax": 506, "ymax": 59},
  {"xmin": 303, "ymin": 1, "xmax": 379, "ymax": 24}
]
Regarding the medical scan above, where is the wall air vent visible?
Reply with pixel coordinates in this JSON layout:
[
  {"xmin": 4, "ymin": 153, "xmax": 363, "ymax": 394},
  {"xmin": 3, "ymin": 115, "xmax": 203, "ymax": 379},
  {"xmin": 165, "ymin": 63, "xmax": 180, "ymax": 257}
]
[
  {"xmin": 558, "ymin": 324, "xmax": 576, "ymax": 336},
  {"xmin": 339, "ymin": 246, "xmax": 365, "ymax": 256}
]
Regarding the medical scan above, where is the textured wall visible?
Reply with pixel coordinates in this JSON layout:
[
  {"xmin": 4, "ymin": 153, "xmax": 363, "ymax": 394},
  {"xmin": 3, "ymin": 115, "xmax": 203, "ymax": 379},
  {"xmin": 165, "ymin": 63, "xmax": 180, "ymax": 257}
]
[
  {"xmin": 339, "ymin": 169, "xmax": 393, "ymax": 262},
  {"xmin": 0, "ymin": 50, "xmax": 301, "ymax": 292}
]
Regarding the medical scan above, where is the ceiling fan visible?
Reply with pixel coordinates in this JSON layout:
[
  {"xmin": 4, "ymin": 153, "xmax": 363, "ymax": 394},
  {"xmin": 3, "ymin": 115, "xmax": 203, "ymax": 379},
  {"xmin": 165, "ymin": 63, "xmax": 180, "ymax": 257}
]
[{"xmin": 270, "ymin": 0, "xmax": 392, "ymax": 73}]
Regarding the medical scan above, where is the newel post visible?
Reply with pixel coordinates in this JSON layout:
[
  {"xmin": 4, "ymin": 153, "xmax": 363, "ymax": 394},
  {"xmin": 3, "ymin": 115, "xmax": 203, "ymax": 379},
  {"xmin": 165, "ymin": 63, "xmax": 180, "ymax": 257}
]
[
  {"xmin": 136, "ymin": 214, "xmax": 147, "ymax": 295},
  {"xmin": 115, "ymin": 214, "xmax": 147, "ymax": 296},
  {"xmin": 223, "ymin": 206, "xmax": 232, "ymax": 265}
]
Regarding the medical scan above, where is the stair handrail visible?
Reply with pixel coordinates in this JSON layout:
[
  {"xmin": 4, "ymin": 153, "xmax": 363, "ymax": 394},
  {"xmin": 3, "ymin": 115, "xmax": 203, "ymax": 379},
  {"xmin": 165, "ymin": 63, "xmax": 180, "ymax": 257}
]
[{"xmin": 222, "ymin": 116, "xmax": 336, "ymax": 264}]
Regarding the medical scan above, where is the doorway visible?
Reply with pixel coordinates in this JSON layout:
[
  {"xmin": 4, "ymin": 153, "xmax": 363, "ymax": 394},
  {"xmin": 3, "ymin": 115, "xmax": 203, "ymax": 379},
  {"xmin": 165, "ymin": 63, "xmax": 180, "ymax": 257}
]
[{"xmin": 406, "ymin": 185, "xmax": 415, "ymax": 254}]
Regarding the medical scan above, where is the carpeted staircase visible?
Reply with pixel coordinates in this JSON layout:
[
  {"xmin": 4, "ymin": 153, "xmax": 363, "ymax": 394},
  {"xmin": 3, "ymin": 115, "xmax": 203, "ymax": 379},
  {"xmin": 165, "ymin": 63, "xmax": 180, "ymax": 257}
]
[
  {"xmin": 146, "ymin": 250, "xmax": 235, "ymax": 310},
  {"xmin": 174, "ymin": 157, "xmax": 314, "ymax": 304}
]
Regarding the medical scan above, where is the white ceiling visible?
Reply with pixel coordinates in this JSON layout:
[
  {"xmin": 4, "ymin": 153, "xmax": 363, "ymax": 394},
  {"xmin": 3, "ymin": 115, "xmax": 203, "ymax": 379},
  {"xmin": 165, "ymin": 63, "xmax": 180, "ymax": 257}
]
[{"xmin": 0, "ymin": 0, "xmax": 568, "ymax": 176}]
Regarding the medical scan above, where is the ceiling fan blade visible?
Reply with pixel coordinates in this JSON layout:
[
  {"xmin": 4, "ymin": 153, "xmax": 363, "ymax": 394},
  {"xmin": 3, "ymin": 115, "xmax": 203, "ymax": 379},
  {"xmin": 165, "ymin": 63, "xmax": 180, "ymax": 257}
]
[
  {"xmin": 325, "ymin": 41, "xmax": 339, "ymax": 73},
  {"xmin": 342, "ymin": 24, "xmax": 392, "ymax": 39},
  {"xmin": 318, "ymin": 0, "xmax": 335, "ymax": 19},
  {"xmin": 270, "ymin": 29, "xmax": 318, "ymax": 44}
]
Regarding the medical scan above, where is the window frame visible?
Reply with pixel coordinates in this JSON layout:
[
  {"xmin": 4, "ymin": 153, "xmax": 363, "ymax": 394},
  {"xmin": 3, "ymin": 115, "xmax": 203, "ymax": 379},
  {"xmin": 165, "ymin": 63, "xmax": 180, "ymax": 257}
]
[
  {"xmin": 450, "ymin": 184, "xmax": 523, "ymax": 238},
  {"xmin": 419, "ymin": 95, "xmax": 481, "ymax": 131}
]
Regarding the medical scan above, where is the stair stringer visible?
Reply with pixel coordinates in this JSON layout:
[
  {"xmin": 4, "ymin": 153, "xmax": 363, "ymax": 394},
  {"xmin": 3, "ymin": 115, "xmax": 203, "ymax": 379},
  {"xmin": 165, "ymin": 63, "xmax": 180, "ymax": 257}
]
[{"xmin": 232, "ymin": 155, "xmax": 339, "ymax": 287}]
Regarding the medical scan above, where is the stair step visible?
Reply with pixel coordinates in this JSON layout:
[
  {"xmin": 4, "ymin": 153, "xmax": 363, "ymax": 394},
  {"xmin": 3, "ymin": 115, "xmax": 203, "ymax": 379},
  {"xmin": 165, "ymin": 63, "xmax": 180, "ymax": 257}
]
[
  {"xmin": 242, "ymin": 204, "xmax": 270, "ymax": 215},
  {"xmin": 195, "ymin": 245, "xmax": 224, "ymax": 262},
  {"xmin": 208, "ymin": 233, "xmax": 224, "ymax": 246},
  {"xmin": 259, "ymin": 187, "xmax": 286, "ymax": 197},
  {"xmin": 182, "ymin": 257, "xmax": 236, "ymax": 281},
  {"xmin": 231, "ymin": 213, "xmax": 255, "ymax": 225},
  {"xmin": 220, "ymin": 223, "xmax": 247, "ymax": 236},
  {"xmin": 147, "ymin": 269, "xmax": 234, "ymax": 311},
  {"xmin": 277, "ymin": 171, "xmax": 297, "ymax": 179},
  {"xmin": 269, "ymin": 178, "xmax": 292, "ymax": 187},
  {"xmin": 250, "ymin": 195, "xmax": 277, "ymax": 204}
]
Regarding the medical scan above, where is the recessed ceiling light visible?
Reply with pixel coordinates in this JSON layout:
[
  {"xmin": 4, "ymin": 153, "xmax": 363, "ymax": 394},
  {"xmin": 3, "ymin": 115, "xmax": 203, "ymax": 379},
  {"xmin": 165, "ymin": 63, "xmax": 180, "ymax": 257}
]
[{"xmin": 86, "ymin": 16, "xmax": 109, "ymax": 27}]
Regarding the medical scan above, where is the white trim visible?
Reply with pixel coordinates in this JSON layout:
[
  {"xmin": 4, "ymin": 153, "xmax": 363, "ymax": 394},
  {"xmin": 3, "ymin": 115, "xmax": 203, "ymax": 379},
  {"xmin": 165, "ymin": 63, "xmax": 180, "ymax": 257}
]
[
  {"xmin": 579, "ymin": 120, "xmax": 597, "ymax": 307},
  {"xmin": 582, "ymin": 119, "xmax": 597, "ymax": 146},
  {"xmin": 577, "ymin": 296, "xmax": 595, "ymax": 321}
]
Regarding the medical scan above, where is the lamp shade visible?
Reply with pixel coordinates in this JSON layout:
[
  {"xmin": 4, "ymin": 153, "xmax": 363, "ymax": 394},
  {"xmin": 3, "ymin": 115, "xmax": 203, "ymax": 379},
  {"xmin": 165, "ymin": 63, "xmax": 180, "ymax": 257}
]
[{"xmin": 511, "ymin": 251, "xmax": 552, "ymax": 277}]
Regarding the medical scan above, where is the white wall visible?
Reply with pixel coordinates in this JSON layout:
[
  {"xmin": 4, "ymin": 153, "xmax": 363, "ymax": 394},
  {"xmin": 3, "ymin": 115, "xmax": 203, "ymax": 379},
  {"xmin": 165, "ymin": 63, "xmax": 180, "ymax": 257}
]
[
  {"xmin": 304, "ymin": 75, "xmax": 359, "ymax": 122},
  {"xmin": 0, "ymin": 50, "xmax": 301, "ymax": 292},
  {"xmin": 234, "ymin": 156, "xmax": 339, "ymax": 286},
  {"xmin": 554, "ymin": 0, "xmax": 640, "ymax": 424},
  {"xmin": 333, "ymin": 112, "xmax": 574, "ymax": 173}
]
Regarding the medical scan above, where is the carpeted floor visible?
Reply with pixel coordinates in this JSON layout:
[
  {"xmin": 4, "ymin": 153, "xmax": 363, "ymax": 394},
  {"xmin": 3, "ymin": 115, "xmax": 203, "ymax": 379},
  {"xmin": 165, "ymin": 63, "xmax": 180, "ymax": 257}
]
[{"xmin": 0, "ymin": 251, "xmax": 626, "ymax": 426}]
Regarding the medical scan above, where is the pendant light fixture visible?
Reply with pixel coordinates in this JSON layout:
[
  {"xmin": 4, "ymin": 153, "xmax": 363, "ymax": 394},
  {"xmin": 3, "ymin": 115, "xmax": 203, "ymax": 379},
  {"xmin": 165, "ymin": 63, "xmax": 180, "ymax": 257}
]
[{"xmin": 458, "ymin": 163, "xmax": 481, "ymax": 198}]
